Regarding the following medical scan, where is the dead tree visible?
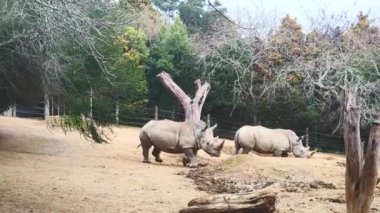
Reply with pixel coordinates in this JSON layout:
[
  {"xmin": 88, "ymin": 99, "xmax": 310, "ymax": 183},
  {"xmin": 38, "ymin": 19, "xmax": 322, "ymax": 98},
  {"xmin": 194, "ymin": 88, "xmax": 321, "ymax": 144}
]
[
  {"xmin": 341, "ymin": 89, "xmax": 380, "ymax": 213},
  {"xmin": 157, "ymin": 71, "xmax": 210, "ymax": 122}
]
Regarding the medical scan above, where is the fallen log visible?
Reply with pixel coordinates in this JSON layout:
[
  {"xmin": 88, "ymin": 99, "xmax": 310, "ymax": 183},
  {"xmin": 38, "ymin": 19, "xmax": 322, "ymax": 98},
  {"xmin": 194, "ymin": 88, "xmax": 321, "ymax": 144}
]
[
  {"xmin": 179, "ymin": 202, "xmax": 275, "ymax": 213},
  {"xmin": 179, "ymin": 185, "xmax": 278, "ymax": 213}
]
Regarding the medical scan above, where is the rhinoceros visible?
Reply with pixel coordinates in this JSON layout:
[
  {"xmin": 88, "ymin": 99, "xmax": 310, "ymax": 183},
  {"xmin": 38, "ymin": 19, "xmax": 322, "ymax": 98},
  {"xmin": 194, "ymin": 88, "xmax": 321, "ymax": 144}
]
[
  {"xmin": 234, "ymin": 125, "xmax": 317, "ymax": 158},
  {"xmin": 139, "ymin": 119, "xmax": 225, "ymax": 167}
]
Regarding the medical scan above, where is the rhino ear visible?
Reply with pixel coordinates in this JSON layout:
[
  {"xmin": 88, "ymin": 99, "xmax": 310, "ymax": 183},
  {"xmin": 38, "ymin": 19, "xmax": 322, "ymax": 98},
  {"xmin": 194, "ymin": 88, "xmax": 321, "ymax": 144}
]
[
  {"xmin": 210, "ymin": 124, "xmax": 218, "ymax": 131},
  {"xmin": 193, "ymin": 121, "xmax": 207, "ymax": 135},
  {"xmin": 298, "ymin": 135, "xmax": 305, "ymax": 141}
]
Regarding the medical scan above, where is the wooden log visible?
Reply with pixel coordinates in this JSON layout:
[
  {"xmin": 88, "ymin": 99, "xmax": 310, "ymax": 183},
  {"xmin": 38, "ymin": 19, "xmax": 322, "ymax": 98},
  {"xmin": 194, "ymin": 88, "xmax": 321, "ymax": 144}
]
[
  {"xmin": 180, "ymin": 186, "xmax": 278, "ymax": 213},
  {"xmin": 179, "ymin": 202, "xmax": 275, "ymax": 213},
  {"xmin": 188, "ymin": 188, "xmax": 277, "ymax": 206}
]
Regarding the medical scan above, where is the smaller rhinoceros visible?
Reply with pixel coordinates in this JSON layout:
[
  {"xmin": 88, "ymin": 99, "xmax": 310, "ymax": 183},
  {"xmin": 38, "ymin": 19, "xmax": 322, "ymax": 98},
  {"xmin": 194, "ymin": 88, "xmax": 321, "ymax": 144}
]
[
  {"xmin": 234, "ymin": 125, "xmax": 317, "ymax": 158},
  {"xmin": 139, "ymin": 119, "xmax": 225, "ymax": 167}
]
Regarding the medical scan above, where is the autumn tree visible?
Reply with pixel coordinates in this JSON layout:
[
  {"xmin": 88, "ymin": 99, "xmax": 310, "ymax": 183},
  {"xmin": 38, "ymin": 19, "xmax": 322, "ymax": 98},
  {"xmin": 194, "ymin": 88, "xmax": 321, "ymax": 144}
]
[
  {"xmin": 208, "ymin": 11, "xmax": 379, "ymax": 210},
  {"xmin": 119, "ymin": 0, "xmax": 162, "ymax": 39},
  {"xmin": 268, "ymin": 13, "xmax": 380, "ymax": 212}
]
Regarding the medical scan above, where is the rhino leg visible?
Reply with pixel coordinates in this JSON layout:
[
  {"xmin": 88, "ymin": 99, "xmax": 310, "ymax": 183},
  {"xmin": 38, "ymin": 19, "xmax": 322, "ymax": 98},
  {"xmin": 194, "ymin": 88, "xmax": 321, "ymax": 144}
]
[
  {"xmin": 182, "ymin": 158, "xmax": 190, "ymax": 166},
  {"xmin": 140, "ymin": 135, "xmax": 152, "ymax": 163},
  {"xmin": 183, "ymin": 149, "xmax": 198, "ymax": 166},
  {"xmin": 234, "ymin": 141, "xmax": 241, "ymax": 155},
  {"xmin": 152, "ymin": 147, "xmax": 163, "ymax": 163},
  {"xmin": 184, "ymin": 149, "xmax": 197, "ymax": 168},
  {"xmin": 241, "ymin": 147, "xmax": 251, "ymax": 154},
  {"xmin": 273, "ymin": 150, "xmax": 283, "ymax": 157}
]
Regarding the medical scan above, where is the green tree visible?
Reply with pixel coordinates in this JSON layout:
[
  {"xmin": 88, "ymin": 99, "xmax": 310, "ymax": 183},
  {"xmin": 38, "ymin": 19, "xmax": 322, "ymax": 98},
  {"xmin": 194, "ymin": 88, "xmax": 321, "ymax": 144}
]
[
  {"xmin": 60, "ymin": 25, "xmax": 149, "ymax": 132},
  {"xmin": 109, "ymin": 27, "xmax": 149, "ymax": 115},
  {"xmin": 177, "ymin": 0, "xmax": 227, "ymax": 34},
  {"xmin": 146, "ymin": 17, "xmax": 195, "ymax": 110}
]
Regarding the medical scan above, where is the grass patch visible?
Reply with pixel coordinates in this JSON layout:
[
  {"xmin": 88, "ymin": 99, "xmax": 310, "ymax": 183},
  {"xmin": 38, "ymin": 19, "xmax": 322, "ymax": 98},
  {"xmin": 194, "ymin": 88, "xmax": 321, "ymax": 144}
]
[{"xmin": 216, "ymin": 156, "xmax": 243, "ymax": 171}]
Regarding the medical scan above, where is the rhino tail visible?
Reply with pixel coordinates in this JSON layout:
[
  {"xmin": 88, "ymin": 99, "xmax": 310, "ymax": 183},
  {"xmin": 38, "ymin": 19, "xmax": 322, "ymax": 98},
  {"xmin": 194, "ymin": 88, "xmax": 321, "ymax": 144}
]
[{"xmin": 234, "ymin": 130, "xmax": 241, "ymax": 155}]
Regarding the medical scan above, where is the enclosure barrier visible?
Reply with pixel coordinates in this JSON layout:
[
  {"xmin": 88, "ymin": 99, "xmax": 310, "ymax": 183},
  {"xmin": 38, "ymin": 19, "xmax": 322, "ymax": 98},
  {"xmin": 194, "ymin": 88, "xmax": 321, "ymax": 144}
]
[{"xmin": 2, "ymin": 104, "xmax": 345, "ymax": 153}]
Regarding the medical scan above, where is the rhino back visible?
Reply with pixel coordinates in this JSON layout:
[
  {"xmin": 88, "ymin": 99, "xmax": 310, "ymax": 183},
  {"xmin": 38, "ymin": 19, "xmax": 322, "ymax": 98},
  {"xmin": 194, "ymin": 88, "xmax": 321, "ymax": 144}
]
[
  {"xmin": 141, "ymin": 120, "xmax": 196, "ymax": 152},
  {"xmin": 275, "ymin": 129, "xmax": 299, "ymax": 144},
  {"xmin": 238, "ymin": 126, "xmax": 290, "ymax": 153}
]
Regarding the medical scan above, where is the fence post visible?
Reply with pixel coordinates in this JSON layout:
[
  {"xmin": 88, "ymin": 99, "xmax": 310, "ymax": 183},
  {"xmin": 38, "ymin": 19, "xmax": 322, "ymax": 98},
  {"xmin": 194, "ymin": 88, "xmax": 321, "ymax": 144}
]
[
  {"xmin": 154, "ymin": 106, "xmax": 158, "ymax": 120},
  {"xmin": 12, "ymin": 104, "xmax": 16, "ymax": 117},
  {"xmin": 305, "ymin": 127, "xmax": 309, "ymax": 147},
  {"xmin": 207, "ymin": 114, "xmax": 210, "ymax": 128},
  {"xmin": 51, "ymin": 97, "xmax": 54, "ymax": 116},
  {"xmin": 89, "ymin": 87, "xmax": 93, "ymax": 119},
  {"xmin": 44, "ymin": 94, "xmax": 50, "ymax": 119},
  {"xmin": 115, "ymin": 101, "xmax": 119, "ymax": 125}
]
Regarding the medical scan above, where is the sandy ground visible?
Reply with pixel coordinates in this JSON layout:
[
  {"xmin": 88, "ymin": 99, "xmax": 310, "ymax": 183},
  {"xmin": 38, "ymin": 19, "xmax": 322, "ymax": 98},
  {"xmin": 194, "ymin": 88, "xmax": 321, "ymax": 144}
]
[{"xmin": 0, "ymin": 116, "xmax": 379, "ymax": 213}]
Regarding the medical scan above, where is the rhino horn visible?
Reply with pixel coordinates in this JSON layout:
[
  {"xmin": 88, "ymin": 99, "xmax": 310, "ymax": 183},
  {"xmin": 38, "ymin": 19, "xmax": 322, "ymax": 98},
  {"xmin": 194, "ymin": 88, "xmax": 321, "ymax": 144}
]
[
  {"xmin": 217, "ymin": 139, "xmax": 225, "ymax": 150},
  {"xmin": 211, "ymin": 124, "xmax": 218, "ymax": 131},
  {"xmin": 308, "ymin": 148, "xmax": 318, "ymax": 158}
]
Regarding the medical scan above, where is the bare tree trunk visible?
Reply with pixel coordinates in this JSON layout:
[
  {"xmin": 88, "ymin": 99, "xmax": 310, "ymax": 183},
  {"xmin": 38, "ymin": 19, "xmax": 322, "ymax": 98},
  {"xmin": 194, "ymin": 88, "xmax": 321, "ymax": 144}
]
[
  {"xmin": 341, "ymin": 89, "xmax": 380, "ymax": 213},
  {"xmin": 157, "ymin": 71, "xmax": 210, "ymax": 122}
]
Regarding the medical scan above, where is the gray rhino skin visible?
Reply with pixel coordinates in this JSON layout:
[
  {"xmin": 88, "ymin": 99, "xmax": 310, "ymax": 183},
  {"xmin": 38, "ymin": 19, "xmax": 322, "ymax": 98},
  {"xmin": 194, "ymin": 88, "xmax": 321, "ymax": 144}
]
[
  {"xmin": 234, "ymin": 125, "xmax": 317, "ymax": 158},
  {"xmin": 139, "ymin": 119, "xmax": 225, "ymax": 167}
]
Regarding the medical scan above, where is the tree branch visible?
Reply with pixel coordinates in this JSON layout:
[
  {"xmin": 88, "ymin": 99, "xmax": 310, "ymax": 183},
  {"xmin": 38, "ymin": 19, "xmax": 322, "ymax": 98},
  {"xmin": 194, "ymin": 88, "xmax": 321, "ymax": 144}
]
[
  {"xmin": 0, "ymin": 33, "xmax": 39, "ymax": 48},
  {"xmin": 157, "ymin": 71, "xmax": 192, "ymax": 109},
  {"xmin": 157, "ymin": 72, "xmax": 210, "ymax": 122},
  {"xmin": 193, "ymin": 79, "xmax": 210, "ymax": 110},
  {"xmin": 206, "ymin": 0, "xmax": 255, "ymax": 30}
]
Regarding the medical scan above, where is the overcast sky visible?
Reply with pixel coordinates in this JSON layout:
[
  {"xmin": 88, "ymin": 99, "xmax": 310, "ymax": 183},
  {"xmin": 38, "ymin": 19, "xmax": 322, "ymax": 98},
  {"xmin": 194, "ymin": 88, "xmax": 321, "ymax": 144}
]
[{"xmin": 217, "ymin": 0, "xmax": 380, "ymax": 30}]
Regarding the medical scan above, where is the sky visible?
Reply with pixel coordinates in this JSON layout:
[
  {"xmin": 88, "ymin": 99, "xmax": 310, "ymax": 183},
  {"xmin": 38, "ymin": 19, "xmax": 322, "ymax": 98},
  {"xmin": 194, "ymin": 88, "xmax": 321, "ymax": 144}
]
[{"xmin": 217, "ymin": 0, "xmax": 380, "ymax": 30}]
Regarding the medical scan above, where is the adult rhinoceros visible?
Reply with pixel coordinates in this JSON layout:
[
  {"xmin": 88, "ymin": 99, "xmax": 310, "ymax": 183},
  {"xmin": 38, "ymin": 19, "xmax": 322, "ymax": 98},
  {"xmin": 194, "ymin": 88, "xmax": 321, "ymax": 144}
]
[
  {"xmin": 234, "ymin": 125, "xmax": 317, "ymax": 158},
  {"xmin": 139, "ymin": 119, "xmax": 225, "ymax": 167}
]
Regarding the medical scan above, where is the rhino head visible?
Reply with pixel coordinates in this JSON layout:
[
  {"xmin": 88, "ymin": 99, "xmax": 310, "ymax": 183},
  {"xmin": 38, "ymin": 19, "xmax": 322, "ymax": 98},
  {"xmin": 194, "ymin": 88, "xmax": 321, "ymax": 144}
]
[
  {"xmin": 291, "ymin": 136, "xmax": 318, "ymax": 158},
  {"xmin": 196, "ymin": 123, "xmax": 225, "ymax": 157}
]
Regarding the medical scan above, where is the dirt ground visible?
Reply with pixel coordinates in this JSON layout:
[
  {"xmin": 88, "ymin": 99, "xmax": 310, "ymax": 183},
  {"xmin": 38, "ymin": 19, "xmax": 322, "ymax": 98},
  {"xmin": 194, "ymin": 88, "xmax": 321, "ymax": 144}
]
[{"xmin": 0, "ymin": 117, "xmax": 379, "ymax": 213}]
